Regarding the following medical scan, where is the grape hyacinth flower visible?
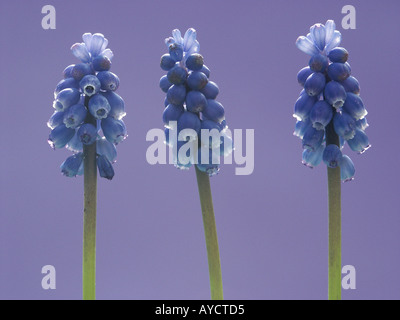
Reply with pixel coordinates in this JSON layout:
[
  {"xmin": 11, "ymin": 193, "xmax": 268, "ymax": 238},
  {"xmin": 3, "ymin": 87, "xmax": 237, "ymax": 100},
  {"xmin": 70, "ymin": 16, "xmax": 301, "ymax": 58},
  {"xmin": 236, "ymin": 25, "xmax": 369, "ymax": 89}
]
[
  {"xmin": 159, "ymin": 28, "xmax": 232, "ymax": 300},
  {"xmin": 47, "ymin": 33, "xmax": 127, "ymax": 300},
  {"xmin": 294, "ymin": 20, "xmax": 370, "ymax": 300}
]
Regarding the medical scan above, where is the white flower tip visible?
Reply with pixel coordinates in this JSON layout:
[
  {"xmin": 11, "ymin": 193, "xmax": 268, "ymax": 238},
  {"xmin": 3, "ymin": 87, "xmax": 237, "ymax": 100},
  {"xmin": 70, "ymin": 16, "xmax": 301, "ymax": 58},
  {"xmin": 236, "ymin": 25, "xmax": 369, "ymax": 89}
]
[
  {"xmin": 183, "ymin": 28, "xmax": 197, "ymax": 51},
  {"xmin": 93, "ymin": 32, "xmax": 105, "ymax": 38},
  {"xmin": 325, "ymin": 20, "xmax": 336, "ymax": 29},
  {"xmin": 101, "ymin": 48, "xmax": 114, "ymax": 60},
  {"xmin": 186, "ymin": 27, "xmax": 196, "ymax": 35},
  {"xmin": 82, "ymin": 33, "xmax": 92, "ymax": 40},
  {"xmin": 70, "ymin": 42, "xmax": 80, "ymax": 51}
]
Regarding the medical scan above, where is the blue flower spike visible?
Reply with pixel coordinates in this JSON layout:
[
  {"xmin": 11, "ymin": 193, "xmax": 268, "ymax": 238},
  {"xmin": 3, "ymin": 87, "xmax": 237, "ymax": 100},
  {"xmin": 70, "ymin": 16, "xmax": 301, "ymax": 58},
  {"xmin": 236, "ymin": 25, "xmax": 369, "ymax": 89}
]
[
  {"xmin": 47, "ymin": 33, "xmax": 126, "ymax": 301},
  {"xmin": 294, "ymin": 20, "xmax": 370, "ymax": 182},
  {"xmin": 47, "ymin": 32, "xmax": 127, "ymax": 180},
  {"xmin": 294, "ymin": 20, "xmax": 370, "ymax": 301},
  {"xmin": 160, "ymin": 28, "xmax": 232, "ymax": 175},
  {"xmin": 159, "ymin": 28, "xmax": 227, "ymax": 300}
]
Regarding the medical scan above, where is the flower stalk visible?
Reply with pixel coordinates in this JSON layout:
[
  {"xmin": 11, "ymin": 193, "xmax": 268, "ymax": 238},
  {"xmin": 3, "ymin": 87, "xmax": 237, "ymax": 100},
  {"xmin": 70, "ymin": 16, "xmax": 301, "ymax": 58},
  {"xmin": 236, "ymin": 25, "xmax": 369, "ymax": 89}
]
[
  {"xmin": 195, "ymin": 166, "xmax": 223, "ymax": 300},
  {"xmin": 82, "ymin": 96, "xmax": 97, "ymax": 300},
  {"xmin": 326, "ymin": 121, "xmax": 341, "ymax": 300}
]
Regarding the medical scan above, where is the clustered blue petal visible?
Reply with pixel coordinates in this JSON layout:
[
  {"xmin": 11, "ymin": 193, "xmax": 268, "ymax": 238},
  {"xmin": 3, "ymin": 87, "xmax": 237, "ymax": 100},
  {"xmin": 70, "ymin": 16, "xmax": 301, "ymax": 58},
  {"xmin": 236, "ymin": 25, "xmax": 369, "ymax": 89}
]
[
  {"xmin": 160, "ymin": 28, "xmax": 232, "ymax": 176},
  {"xmin": 48, "ymin": 33, "xmax": 126, "ymax": 180},
  {"xmin": 293, "ymin": 20, "xmax": 370, "ymax": 182}
]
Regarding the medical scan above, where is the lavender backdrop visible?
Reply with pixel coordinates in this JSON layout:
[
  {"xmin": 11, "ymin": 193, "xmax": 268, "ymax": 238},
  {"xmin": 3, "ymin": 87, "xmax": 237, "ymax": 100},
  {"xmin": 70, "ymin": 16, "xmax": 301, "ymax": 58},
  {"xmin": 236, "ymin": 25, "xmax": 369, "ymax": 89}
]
[{"xmin": 0, "ymin": 0, "xmax": 399, "ymax": 300}]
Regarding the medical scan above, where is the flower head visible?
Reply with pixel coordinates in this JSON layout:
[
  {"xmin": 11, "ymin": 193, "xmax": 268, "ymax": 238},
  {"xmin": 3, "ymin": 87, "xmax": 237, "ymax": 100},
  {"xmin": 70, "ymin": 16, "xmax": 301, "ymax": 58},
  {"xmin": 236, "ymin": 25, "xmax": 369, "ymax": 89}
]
[
  {"xmin": 296, "ymin": 20, "xmax": 341, "ymax": 56},
  {"xmin": 48, "ymin": 33, "xmax": 126, "ymax": 179},
  {"xmin": 71, "ymin": 33, "xmax": 113, "ymax": 63},
  {"xmin": 293, "ymin": 20, "xmax": 370, "ymax": 182},
  {"xmin": 160, "ymin": 28, "xmax": 232, "ymax": 176}
]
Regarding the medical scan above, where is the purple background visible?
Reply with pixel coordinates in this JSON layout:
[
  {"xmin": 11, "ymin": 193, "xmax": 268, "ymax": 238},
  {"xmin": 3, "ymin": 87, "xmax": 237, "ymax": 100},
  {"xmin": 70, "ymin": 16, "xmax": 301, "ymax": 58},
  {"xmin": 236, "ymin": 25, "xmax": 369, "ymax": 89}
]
[{"xmin": 0, "ymin": 0, "xmax": 399, "ymax": 300}]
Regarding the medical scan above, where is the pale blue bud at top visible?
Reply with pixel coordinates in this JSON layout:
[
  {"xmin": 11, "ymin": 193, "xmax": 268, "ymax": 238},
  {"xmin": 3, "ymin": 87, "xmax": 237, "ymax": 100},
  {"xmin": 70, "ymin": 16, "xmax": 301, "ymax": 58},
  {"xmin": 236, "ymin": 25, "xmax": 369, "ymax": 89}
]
[
  {"xmin": 296, "ymin": 36, "xmax": 320, "ymax": 56},
  {"xmin": 48, "ymin": 124, "xmax": 75, "ymax": 149},
  {"xmin": 310, "ymin": 100, "xmax": 333, "ymax": 130},
  {"xmin": 342, "ymin": 93, "xmax": 367, "ymax": 121},
  {"xmin": 310, "ymin": 23, "xmax": 326, "ymax": 51},
  {"xmin": 61, "ymin": 153, "xmax": 84, "ymax": 177},
  {"xmin": 89, "ymin": 94, "xmax": 111, "ymax": 120},
  {"xmin": 101, "ymin": 117, "xmax": 127, "ymax": 144},
  {"xmin": 172, "ymin": 29, "xmax": 184, "ymax": 46},
  {"xmin": 97, "ymin": 137, "xmax": 117, "ymax": 163},
  {"xmin": 80, "ymin": 75, "xmax": 101, "ymax": 97},
  {"xmin": 339, "ymin": 155, "xmax": 355, "ymax": 182},
  {"xmin": 100, "ymin": 48, "xmax": 113, "ymax": 61},
  {"xmin": 89, "ymin": 33, "xmax": 107, "ymax": 57},
  {"xmin": 346, "ymin": 129, "xmax": 370, "ymax": 154},
  {"xmin": 186, "ymin": 40, "xmax": 200, "ymax": 57},
  {"xmin": 82, "ymin": 33, "xmax": 93, "ymax": 50},
  {"xmin": 183, "ymin": 28, "xmax": 197, "ymax": 52},
  {"xmin": 97, "ymin": 154, "xmax": 114, "ymax": 180},
  {"xmin": 302, "ymin": 143, "xmax": 324, "ymax": 168},
  {"xmin": 325, "ymin": 30, "xmax": 341, "ymax": 54},
  {"xmin": 71, "ymin": 43, "xmax": 91, "ymax": 63},
  {"xmin": 324, "ymin": 20, "xmax": 336, "ymax": 49},
  {"xmin": 323, "ymin": 144, "xmax": 342, "ymax": 168},
  {"xmin": 324, "ymin": 81, "xmax": 347, "ymax": 109}
]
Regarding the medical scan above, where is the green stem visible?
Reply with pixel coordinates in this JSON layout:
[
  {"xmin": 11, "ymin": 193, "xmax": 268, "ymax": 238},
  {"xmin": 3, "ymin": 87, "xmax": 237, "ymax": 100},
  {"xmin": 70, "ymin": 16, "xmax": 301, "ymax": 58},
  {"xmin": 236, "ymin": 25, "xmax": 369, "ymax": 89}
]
[
  {"xmin": 82, "ymin": 97, "xmax": 97, "ymax": 300},
  {"xmin": 326, "ymin": 121, "xmax": 341, "ymax": 300},
  {"xmin": 195, "ymin": 166, "xmax": 224, "ymax": 300}
]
